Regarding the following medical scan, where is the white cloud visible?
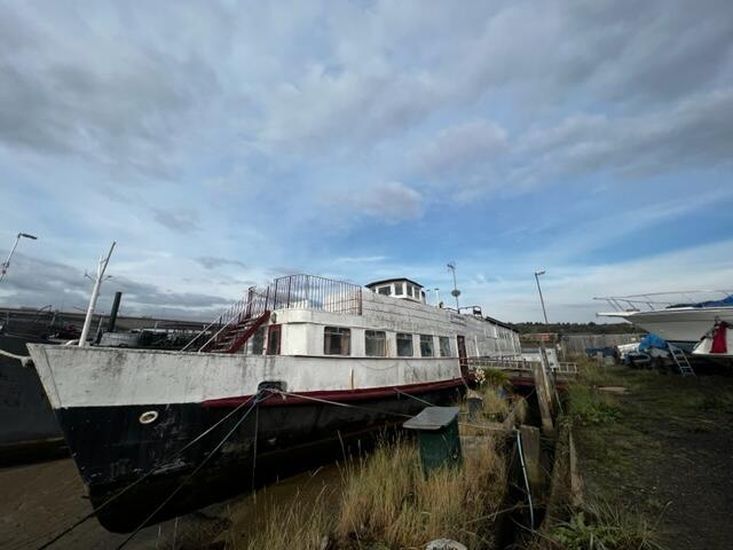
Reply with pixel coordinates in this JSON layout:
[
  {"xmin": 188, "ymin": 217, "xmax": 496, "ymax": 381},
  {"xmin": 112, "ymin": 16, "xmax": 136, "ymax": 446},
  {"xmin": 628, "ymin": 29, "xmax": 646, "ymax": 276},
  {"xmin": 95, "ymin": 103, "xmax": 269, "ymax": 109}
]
[
  {"xmin": 0, "ymin": 0, "xmax": 731, "ymax": 324},
  {"xmin": 413, "ymin": 120, "xmax": 507, "ymax": 177}
]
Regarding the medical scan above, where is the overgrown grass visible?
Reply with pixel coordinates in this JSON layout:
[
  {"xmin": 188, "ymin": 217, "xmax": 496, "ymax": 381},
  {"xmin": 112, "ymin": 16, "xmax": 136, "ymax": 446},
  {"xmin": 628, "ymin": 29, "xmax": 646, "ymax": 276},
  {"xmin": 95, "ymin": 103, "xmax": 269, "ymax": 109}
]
[
  {"xmin": 547, "ymin": 501, "xmax": 663, "ymax": 550},
  {"xmin": 481, "ymin": 386, "xmax": 510, "ymax": 420},
  {"xmin": 336, "ymin": 437, "xmax": 505, "ymax": 548},
  {"xmin": 566, "ymin": 384, "xmax": 620, "ymax": 426},
  {"xmin": 237, "ymin": 487, "xmax": 334, "ymax": 550},
  {"xmin": 230, "ymin": 436, "xmax": 506, "ymax": 550},
  {"xmin": 481, "ymin": 367, "xmax": 512, "ymax": 390},
  {"xmin": 573, "ymin": 356, "xmax": 615, "ymax": 387}
]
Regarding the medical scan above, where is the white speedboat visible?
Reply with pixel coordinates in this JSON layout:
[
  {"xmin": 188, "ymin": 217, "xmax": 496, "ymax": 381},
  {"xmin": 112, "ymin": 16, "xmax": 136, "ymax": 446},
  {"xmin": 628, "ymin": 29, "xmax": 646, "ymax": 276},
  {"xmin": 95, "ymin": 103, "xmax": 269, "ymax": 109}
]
[{"xmin": 596, "ymin": 291, "xmax": 733, "ymax": 349}]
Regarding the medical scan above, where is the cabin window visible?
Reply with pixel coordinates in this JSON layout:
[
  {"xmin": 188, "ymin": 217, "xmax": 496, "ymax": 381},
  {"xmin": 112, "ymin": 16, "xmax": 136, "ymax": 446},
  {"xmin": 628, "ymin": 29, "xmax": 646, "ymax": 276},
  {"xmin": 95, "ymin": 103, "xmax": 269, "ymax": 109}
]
[
  {"xmin": 324, "ymin": 326, "xmax": 351, "ymax": 355},
  {"xmin": 396, "ymin": 333, "xmax": 413, "ymax": 356},
  {"xmin": 439, "ymin": 336, "xmax": 451, "ymax": 357},
  {"xmin": 250, "ymin": 326, "xmax": 265, "ymax": 355},
  {"xmin": 378, "ymin": 286, "xmax": 391, "ymax": 295},
  {"xmin": 365, "ymin": 330, "xmax": 387, "ymax": 357},
  {"xmin": 394, "ymin": 282, "xmax": 404, "ymax": 296},
  {"xmin": 420, "ymin": 335, "xmax": 434, "ymax": 357},
  {"xmin": 266, "ymin": 325, "xmax": 281, "ymax": 355}
]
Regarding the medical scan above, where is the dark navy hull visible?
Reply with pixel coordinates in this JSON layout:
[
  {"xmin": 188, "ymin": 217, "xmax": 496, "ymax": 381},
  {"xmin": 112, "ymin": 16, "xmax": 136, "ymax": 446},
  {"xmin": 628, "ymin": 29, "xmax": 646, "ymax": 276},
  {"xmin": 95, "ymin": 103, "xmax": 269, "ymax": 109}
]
[
  {"xmin": 57, "ymin": 384, "xmax": 464, "ymax": 532},
  {"xmin": 0, "ymin": 335, "xmax": 64, "ymax": 461}
]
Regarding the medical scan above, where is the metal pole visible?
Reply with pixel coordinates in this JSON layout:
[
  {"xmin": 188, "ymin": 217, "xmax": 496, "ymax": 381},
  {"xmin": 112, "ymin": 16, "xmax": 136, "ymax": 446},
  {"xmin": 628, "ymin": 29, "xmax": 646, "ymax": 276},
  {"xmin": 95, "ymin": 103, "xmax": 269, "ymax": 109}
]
[
  {"xmin": 447, "ymin": 263, "xmax": 460, "ymax": 311},
  {"xmin": 79, "ymin": 242, "xmax": 116, "ymax": 347},
  {"xmin": 0, "ymin": 232, "xmax": 38, "ymax": 284},
  {"xmin": 534, "ymin": 271, "xmax": 548, "ymax": 324},
  {"xmin": 108, "ymin": 291, "xmax": 123, "ymax": 333}
]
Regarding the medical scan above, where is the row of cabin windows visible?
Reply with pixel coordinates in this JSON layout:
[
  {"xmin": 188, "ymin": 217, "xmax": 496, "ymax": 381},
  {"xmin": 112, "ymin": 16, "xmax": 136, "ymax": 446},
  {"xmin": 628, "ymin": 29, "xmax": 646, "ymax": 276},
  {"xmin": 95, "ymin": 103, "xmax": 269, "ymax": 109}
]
[
  {"xmin": 324, "ymin": 327, "xmax": 453, "ymax": 358},
  {"xmin": 376, "ymin": 282, "xmax": 425, "ymax": 300}
]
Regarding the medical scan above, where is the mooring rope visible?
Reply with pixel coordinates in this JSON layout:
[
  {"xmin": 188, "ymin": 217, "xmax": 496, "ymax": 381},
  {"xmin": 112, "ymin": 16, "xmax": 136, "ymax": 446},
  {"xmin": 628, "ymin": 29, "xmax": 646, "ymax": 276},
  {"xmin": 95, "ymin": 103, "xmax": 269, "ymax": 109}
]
[
  {"xmin": 0, "ymin": 347, "xmax": 30, "ymax": 362},
  {"xmin": 266, "ymin": 388, "xmax": 414, "ymax": 419},
  {"xmin": 37, "ymin": 392, "xmax": 263, "ymax": 550},
  {"xmin": 115, "ymin": 392, "xmax": 269, "ymax": 549},
  {"xmin": 393, "ymin": 387, "xmax": 437, "ymax": 407}
]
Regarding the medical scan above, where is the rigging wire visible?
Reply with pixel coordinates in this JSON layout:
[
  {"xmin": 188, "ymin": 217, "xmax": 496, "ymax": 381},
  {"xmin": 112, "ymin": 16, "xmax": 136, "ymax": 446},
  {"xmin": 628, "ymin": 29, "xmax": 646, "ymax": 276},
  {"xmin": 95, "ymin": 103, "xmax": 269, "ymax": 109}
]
[{"xmin": 115, "ymin": 392, "xmax": 268, "ymax": 549}]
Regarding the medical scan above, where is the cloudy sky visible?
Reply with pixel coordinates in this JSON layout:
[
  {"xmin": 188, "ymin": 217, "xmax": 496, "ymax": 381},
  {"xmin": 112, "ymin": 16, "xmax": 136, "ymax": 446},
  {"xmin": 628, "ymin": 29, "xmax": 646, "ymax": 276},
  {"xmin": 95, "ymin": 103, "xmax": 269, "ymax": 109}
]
[{"xmin": 1, "ymin": 0, "xmax": 732, "ymax": 322}]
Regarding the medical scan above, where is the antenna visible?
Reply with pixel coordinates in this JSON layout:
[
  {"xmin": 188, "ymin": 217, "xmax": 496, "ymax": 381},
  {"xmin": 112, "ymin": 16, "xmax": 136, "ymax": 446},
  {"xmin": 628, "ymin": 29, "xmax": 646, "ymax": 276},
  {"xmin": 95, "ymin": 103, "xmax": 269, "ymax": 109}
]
[{"xmin": 447, "ymin": 262, "xmax": 461, "ymax": 311}]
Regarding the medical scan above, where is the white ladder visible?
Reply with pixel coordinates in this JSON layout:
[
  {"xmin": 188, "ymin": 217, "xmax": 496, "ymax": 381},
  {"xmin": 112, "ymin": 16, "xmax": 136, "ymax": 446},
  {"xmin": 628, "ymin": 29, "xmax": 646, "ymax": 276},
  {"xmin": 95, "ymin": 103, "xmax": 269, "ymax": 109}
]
[{"xmin": 669, "ymin": 345, "xmax": 696, "ymax": 377}]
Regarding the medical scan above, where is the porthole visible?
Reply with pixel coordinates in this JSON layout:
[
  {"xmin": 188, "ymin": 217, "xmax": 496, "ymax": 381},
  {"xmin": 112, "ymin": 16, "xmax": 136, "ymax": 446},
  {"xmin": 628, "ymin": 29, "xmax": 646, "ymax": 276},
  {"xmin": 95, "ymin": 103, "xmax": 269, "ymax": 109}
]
[{"xmin": 139, "ymin": 410, "xmax": 159, "ymax": 425}]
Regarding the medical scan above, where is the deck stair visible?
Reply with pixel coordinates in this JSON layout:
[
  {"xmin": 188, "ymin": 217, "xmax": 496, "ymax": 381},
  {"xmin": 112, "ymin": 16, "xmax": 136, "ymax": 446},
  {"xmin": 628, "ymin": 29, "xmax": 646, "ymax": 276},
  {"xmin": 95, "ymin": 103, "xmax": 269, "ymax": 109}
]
[
  {"xmin": 669, "ymin": 345, "xmax": 696, "ymax": 377},
  {"xmin": 202, "ymin": 310, "xmax": 270, "ymax": 354},
  {"xmin": 180, "ymin": 275, "xmax": 363, "ymax": 354},
  {"xmin": 181, "ymin": 289, "xmax": 272, "ymax": 354}
]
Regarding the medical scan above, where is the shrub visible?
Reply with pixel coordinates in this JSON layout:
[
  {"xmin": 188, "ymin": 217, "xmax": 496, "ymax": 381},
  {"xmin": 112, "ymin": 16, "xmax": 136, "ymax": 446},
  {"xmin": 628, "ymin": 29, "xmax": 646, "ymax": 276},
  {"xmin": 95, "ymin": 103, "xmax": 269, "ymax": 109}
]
[
  {"xmin": 567, "ymin": 384, "xmax": 620, "ymax": 426},
  {"xmin": 549, "ymin": 501, "xmax": 662, "ymax": 550}
]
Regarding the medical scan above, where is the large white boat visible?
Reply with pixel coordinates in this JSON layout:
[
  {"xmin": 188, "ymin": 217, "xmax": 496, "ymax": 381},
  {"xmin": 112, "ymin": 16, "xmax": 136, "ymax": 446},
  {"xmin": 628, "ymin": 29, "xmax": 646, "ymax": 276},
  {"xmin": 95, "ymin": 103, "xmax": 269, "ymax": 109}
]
[
  {"xmin": 596, "ymin": 290, "xmax": 733, "ymax": 349},
  {"xmin": 27, "ymin": 274, "xmax": 521, "ymax": 531}
]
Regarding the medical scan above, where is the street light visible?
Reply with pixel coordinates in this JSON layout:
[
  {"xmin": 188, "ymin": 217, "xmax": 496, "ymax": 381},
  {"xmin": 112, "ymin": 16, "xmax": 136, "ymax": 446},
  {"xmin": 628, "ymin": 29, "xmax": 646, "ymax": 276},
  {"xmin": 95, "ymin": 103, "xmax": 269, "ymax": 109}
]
[
  {"xmin": 534, "ymin": 269, "xmax": 549, "ymax": 324},
  {"xmin": 0, "ymin": 232, "xmax": 38, "ymax": 284},
  {"xmin": 447, "ymin": 262, "xmax": 461, "ymax": 311}
]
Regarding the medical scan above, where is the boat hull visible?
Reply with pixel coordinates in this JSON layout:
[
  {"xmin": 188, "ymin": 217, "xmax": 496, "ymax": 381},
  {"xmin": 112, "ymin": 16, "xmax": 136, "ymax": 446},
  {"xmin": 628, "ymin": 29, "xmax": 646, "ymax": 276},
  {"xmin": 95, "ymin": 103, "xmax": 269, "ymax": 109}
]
[
  {"xmin": 613, "ymin": 307, "xmax": 733, "ymax": 347},
  {"xmin": 0, "ymin": 335, "xmax": 63, "ymax": 460},
  {"xmin": 26, "ymin": 344, "xmax": 465, "ymax": 532},
  {"xmin": 68, "ymin": 385, "xmax": 462, "ymax": 532}
]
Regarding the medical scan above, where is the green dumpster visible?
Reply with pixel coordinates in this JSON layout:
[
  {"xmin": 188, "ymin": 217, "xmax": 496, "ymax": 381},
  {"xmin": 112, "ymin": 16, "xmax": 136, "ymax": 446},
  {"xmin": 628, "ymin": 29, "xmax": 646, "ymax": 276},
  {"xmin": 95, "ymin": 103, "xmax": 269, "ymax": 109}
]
[{"xmin": 403, "ymin": 406, "xmax": 462, "ymax": 476}]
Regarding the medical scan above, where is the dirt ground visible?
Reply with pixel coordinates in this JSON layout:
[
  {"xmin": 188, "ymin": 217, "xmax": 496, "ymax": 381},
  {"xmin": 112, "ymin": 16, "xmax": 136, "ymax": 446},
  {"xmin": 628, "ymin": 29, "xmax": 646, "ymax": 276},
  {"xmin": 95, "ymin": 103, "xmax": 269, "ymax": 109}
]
[
  {"xmin": 0, "ymin": 458, "xmax": 167, "ymax": 549},
  {"xmin": 573, "ymin": 366, "xmax": 733, "ymax": 549},
  {"xmin": 0, "ymin": 453, "xmax": 341, "ymax": 549}
]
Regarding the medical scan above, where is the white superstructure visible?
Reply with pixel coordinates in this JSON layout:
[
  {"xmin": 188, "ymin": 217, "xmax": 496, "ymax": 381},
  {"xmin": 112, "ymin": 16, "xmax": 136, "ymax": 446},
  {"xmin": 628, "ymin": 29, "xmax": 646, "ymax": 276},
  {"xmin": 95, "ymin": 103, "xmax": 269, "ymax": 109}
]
[{"xmin": 30, "ymin": 274, "xmax": 521, "ymax": 411}]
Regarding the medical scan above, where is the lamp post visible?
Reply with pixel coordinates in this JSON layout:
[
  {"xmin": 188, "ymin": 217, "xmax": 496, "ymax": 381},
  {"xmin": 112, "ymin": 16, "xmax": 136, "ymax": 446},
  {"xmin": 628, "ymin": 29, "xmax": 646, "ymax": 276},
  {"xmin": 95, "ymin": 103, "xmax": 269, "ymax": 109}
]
[
  {"xmin": 534, "ymin": 270, "xmax": 548, "ymax": 324},
  {"xmin": 447, "ymin": 262, "xmax": 461, "ymax": 311},
  {"xmin": 0, "ymin": 232, "xmax": 38, "ymax": 284}
]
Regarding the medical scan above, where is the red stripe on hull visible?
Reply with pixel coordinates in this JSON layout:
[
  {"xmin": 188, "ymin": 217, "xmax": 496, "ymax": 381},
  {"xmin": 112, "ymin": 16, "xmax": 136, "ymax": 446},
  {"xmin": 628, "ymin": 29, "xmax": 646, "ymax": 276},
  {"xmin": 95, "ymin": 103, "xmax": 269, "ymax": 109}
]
[{"xmin": 202, "ymin": 378, "xmax": 466, "ymax": 408}]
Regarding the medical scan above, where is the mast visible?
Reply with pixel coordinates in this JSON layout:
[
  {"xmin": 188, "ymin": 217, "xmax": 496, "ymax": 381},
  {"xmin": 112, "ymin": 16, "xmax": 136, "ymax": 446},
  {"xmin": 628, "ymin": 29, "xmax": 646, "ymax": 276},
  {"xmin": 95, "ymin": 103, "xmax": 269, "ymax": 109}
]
[{"xmin": 79, "ymin": 242, "xmax": 116, "ymax": 347}]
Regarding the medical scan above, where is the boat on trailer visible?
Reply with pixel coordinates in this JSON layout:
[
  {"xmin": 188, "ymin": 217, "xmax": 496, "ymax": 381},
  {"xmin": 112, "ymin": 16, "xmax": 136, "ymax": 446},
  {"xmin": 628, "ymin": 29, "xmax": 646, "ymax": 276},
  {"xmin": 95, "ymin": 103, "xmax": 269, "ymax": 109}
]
[
  {"xmin": 595, "ymin": 290, "xmax": 733, "ymax": 351},
  {"xmin": 27, "ymin": 274, "xmax": 521, "ymax": 532}
]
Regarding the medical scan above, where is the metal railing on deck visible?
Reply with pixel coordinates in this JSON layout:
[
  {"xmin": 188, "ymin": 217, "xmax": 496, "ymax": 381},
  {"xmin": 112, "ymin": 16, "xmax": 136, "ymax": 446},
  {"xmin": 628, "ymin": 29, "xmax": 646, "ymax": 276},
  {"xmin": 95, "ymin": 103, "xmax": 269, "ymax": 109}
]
[
  {"xmin": 466, "ymin": 356, "xmax": 578, "ymax": 376},
  {"xmin": 594, "ymin": 290, "xmax": 733, "ymax": 312},
  {"xmin": 181, "ymin": 274, "xmax": 363, "ymax": 351},
  {"xmin": 269, "ymin": 274, "xmax": 362, "ymax": 315}
]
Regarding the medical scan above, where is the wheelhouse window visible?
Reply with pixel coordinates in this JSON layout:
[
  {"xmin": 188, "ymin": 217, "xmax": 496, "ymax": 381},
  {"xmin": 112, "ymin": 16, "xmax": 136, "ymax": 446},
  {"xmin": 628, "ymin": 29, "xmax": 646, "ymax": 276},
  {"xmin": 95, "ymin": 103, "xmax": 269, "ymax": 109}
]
[
  {"xmin": 396, "ymin": 333, "xmax": 413, "ymax": 357},
  {"xmin": 439, "ymin": 336, "xmax": 451, "ymax": 357},
  {"xmin": 365, "ymin": 330, "xmax": 386, "ymax": 357},
  {"xmin": 394, "ymin": 282, "xmax": 404, "ymax": 296},
  {"xmin": 324, "ymin": 326, "xmax": 351, "ymax": 355},
  {"xmin": 266, "ymin": 325, "xmax": 281, "ymax": 355},
  {"xmin": 377, "ymin": 286, "xmax": 391, "ymax": 295},
  {"xmin": 420, "ymin": 335, "xmax": 434, "ymax": 357}
]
